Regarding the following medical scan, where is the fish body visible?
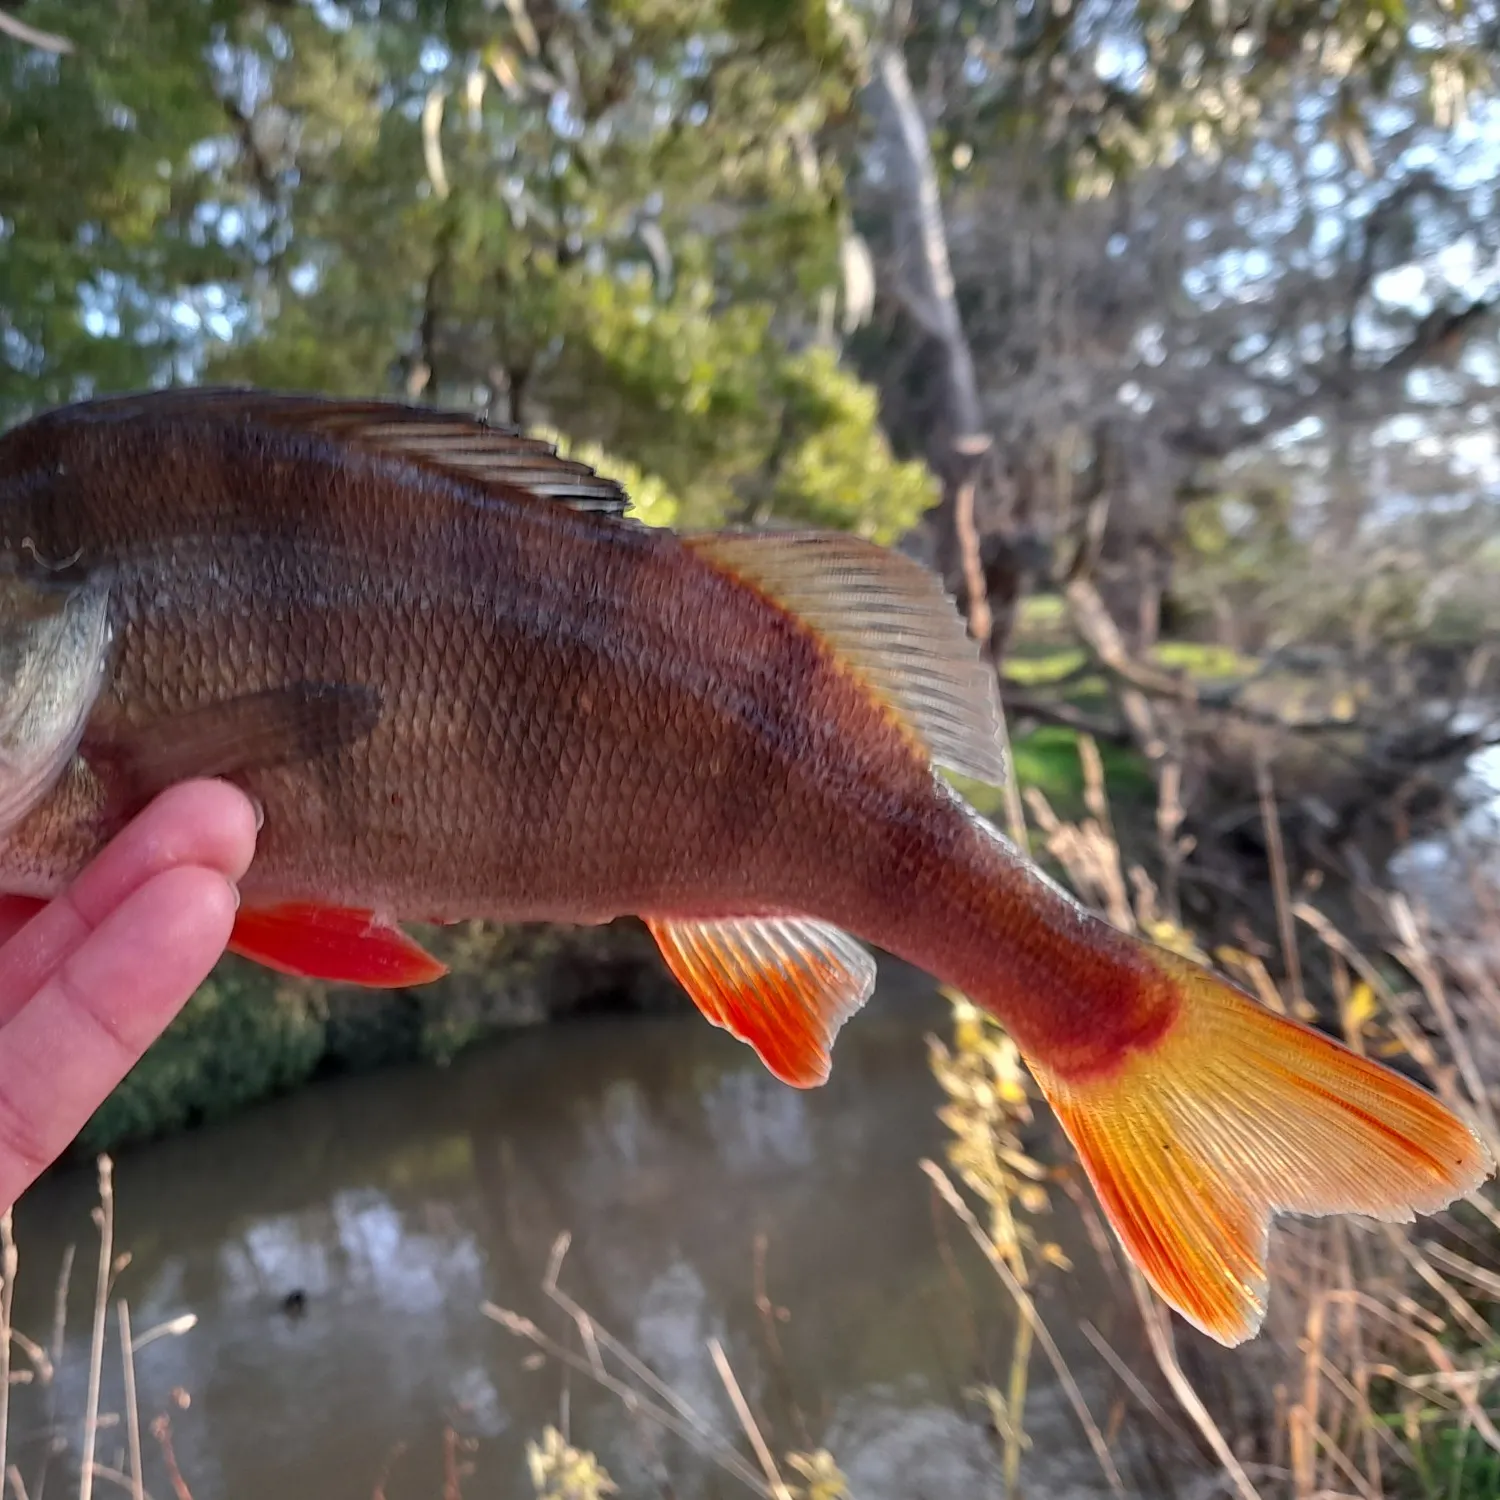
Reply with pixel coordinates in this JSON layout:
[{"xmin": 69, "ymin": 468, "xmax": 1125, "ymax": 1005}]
[
  {"xmin": 0, "ymin": 390, "xmax": 1487, "ymax": 1342},
  {"xmin": 0, "ymin": 390, "xmax": 1160, "ymax": 1065},
  {"xmin": 0, "ymin": 396, "xmax": 969, "ymax": 918}
]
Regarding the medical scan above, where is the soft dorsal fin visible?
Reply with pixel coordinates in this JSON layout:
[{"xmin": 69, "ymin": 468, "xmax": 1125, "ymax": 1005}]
[
  {"xmin": 646, "ymin": 914, "xmax": 877, "ymax": 1086},
  {"xmin": 65, "ymin": 389, "xmax": 630, "ymax": 516},
  {"xmin": 685, "ymin": 530, "xmax": 1006, "ymax": 786}
]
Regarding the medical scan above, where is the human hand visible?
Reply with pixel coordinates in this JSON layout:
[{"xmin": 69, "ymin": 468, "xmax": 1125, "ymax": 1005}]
[{"xmin": 0, "ymin": 781, "xmax": 258, "ymax": 1211}]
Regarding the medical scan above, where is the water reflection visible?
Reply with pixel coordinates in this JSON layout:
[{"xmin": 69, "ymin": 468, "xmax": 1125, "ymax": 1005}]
[
  {"xmin": 1390, "ymin": 743, "xmax": 1500, "ymax": 936},
  {"xmin": 8, "ymin": 963, "xmax": 1122, "ymax": 1500}
]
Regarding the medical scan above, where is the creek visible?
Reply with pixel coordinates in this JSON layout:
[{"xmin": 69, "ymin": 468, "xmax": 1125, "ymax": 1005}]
[{"xmin": 7, "ymin": 967, "xmax": 1132, "ymax": 1500}]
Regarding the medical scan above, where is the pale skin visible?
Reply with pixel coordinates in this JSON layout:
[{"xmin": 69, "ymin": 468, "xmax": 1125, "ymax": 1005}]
[{"xmin": 0, "ymin": 780, "xmax": 258, "ymax": 1212}]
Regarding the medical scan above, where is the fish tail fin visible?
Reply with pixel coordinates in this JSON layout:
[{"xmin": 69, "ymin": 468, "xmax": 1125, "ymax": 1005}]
[{"xmin": 1024, "ymin": 945, "xmax": 1492, "ymax": 1345}]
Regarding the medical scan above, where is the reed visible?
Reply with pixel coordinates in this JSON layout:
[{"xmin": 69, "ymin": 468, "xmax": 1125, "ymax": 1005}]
[{"xmin": 929, "ymin": 736, "xmax": 1500, "ymax": 1500}]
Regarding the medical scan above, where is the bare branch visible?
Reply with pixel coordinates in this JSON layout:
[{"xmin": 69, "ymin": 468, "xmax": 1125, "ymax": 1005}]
[
  {"xmin": 864, "ymin": 45, "xmax": 985, "ymax": 438},
  {"xmin": 1166, "ymin": 293, "xmax": 1500, "ymax": 461},
  {"xmin": 0, "ymin": 10, "xmax": 73, "ymax": 53},
  {"xmin": 220, "ymin": 97, "xmax": 279, "ymax": 203},
  {"xmin": 999, "ymin": 690, "xmax": 1132, "ymax": 743},
  {"xmin": 1063, "ymin": 576, "xmax": 1186, "ymax": 699}
]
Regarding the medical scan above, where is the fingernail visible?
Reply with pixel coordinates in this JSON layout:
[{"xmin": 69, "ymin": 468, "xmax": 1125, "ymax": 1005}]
[
  {"xmin": 227, "ymin": 878, "xmax": 242, "ymax": 911},
  {"xmin": 248, "ymin": 795, "xmax": 265, "ymax": 833}
]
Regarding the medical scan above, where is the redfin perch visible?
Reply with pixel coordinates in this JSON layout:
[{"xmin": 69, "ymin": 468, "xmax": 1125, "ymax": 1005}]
[{"xmin": 0, "ymin": 390, "xmax": 1488, "ymax": 1342}]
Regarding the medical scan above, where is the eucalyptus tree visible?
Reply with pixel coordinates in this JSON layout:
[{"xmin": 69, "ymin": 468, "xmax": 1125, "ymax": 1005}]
[{"xmin": 0, "ymin": 0, "xmax": 933, "ymax": 537}]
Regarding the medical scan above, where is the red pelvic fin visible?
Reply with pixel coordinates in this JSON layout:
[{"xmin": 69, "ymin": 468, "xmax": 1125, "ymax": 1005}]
[
  {"xmin": 0, "ymin": 895, "xmax": 48, "ymax": 940},
  {"xmin": 229, "ymin": 902, "xmax": 449, "ymax": 988},
  {"xmin": 646, "ymin": 914, "xmax": 876, "ymax": 1087}
]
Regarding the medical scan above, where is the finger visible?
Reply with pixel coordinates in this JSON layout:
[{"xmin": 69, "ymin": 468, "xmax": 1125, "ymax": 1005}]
[
  {"xmin": 0, "ymin": 781, "xmax": 257, "ymax": 1025},
  {"xmin": 0, "ymin": 864, "xmax": 238, "ymax": 1213}
]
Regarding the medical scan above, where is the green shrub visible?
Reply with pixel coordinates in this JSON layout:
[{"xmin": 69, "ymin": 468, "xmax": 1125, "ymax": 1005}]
[{"xmin": 81, "ymin": 963, "xmax": 327, "ymax": 1152}]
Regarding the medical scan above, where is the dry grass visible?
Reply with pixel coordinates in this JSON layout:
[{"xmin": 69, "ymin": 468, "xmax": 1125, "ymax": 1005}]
[
  {"xmin": 483, "ymin": 1234, "xmax": 849, "ymax": 1499},
  {"xmin": 976, "ymin": 737, "xmax": 1500, "ymax": 1500},
  {"xmin": 0, "ymin": 1156, "xmax": 200, "ymax": 1500}
]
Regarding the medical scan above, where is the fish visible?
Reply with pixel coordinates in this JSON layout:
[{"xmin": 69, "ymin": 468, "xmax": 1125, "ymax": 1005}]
[{"xmin": 0, "ymin": 388, "xmax": 1488, "ymax": 1342}]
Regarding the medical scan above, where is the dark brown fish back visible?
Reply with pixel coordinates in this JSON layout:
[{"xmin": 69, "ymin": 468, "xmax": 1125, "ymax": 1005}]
[{"xmin": 0, "ymin": 390, "xmax": 628, "ymax": 561}]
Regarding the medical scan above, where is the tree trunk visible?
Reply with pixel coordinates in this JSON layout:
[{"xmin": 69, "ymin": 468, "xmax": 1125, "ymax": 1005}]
[{"xmin": 865, "ymin": 44, "xmax": 1005, "ymax": 654}]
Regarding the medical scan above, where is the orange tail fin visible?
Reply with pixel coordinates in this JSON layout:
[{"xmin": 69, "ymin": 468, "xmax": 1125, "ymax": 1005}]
[{"xmin": 1024, "ymin": 947, "xmax": 1492, "ymax": 1345}]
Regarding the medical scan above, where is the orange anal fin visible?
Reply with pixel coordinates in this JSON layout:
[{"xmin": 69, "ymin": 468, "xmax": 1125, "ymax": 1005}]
[
  {"xmin": 646, "ymin": 915, "xmax": 876, "ymax": 1087},
  {"xmin": 1027, "ymin": 944, "xmax": 1492, "ymax": 1346},
  {"xmin": 229, "ymin": 902, "xmax": 449, "ymax": 988}
]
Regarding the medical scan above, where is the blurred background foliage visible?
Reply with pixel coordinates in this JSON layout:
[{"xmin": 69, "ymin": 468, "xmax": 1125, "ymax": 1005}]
[{"xmin": 6, "ymin": 0, "xmax": 1499, "ymax": 707}]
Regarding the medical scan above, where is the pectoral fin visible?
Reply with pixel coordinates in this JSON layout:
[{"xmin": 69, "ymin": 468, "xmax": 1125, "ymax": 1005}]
[
  {"xmin": 102, "ymin": 682, "xmax": 382, "ymax": 802},
  {"xmin": 229, "ymin": 902, "xmax": 448, "ymax": 988},
  {"xmin": 646, "ymin": 915, "xmax": 876, "ymax": 1086}
]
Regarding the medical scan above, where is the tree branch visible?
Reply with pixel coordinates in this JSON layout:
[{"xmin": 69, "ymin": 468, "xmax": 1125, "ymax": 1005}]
[
  {"xmin": 865, "ymin": 41, "xmax": 1004, "ymax": 653},
  {"xmin": 0, "ymin": 9, "xmax": 73, "ymax": 53},
  {"xmin": 864, "ymin": 43, "xmax": 986, "ymax": 441},
  {"xmin": 999, "ymin": 690, "xmax": 1132, "ymax": 744},
  {"xmin": 221, "ymin": 97, "xmax": 280, "ymax": 203},
  {"xmin": 1165, "ymin": 293, "xmax": 1499, "ymax": 462},
  {"xmin": 1063, "ymin": 575, "xmax": 1187, "ymax": 698}
]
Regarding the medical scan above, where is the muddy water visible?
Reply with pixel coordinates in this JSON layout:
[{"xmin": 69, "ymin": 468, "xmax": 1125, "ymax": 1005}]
[{"xmin": 6, "ymin": 967, "xmax": 1132, "ymax": 1500}]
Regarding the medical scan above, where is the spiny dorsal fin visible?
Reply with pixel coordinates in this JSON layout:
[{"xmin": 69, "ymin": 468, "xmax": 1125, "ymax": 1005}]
[
  {"xmin": 646, "ymin": 914, "xmax": 877, "ymax": 1086},
  {"xmin": 63, "ymin": 389, "xmax": 630, "ymax": 516},
  {"xmin": 685, "ymin": 530, "xmax": 1006, "ymax": 787}
]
